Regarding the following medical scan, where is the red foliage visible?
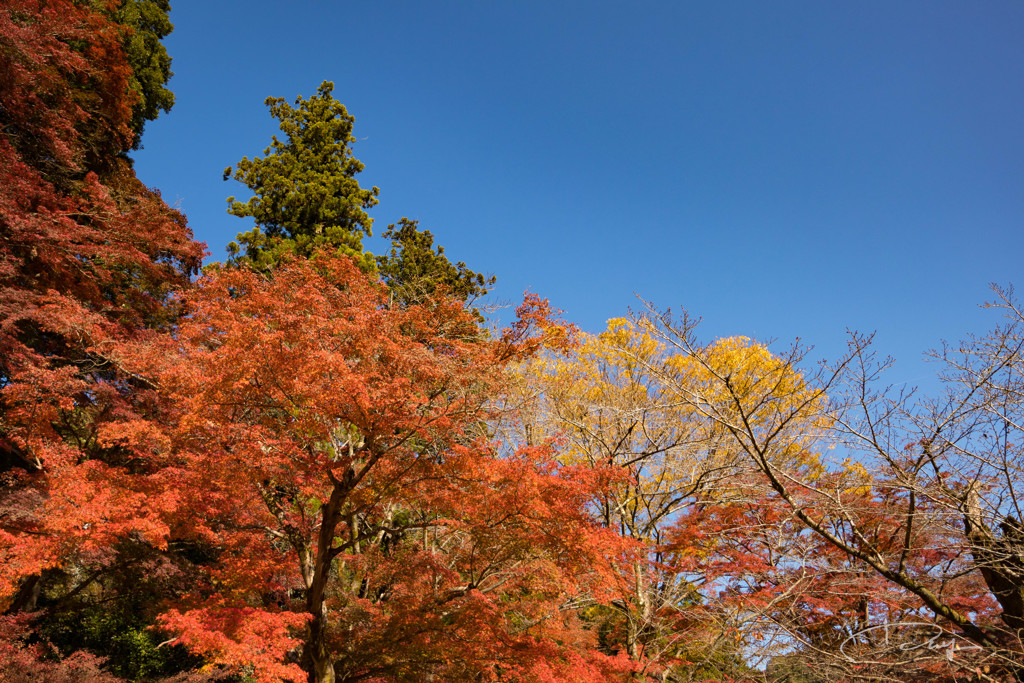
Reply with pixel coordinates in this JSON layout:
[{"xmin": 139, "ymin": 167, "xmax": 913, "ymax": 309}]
[
  {"xmin": 119, "ymin": 254, "xmax": 628, "ymax": 681},
  {"xmin": 0, "ymin": 0, "xmax": 133, "ymax": 174},
  {"xmin": 0, "ymin": 614, "xmax": 118, "ymax": 682},
  {"xmin": 663, "ymin": 473, "xmax": 1003, "ymax": 680},
  {"xmin": 0, "ymin": 0, "xmax": 204, "ymax": 376},
  {"xmin": 0, "ymin": 0, "xmax": 204, "ymax": 661}
]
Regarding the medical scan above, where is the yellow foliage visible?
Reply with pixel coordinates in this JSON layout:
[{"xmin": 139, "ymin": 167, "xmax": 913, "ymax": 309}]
[
  {"xmin": 507, "ymin": 316, "xmax": 833, "ymax": 669},
  {"xmin": 839, "ymin": 458, "xmax": 873, "ymax": 496},
  {"xmin": 513, "ymin": 319, "xmax": 737, "ymax": 541},
  {"xmin": 510, "ymin": 319, "xmax": 831, "ymax": 535},
  {"xmin": 661, "ymin": 334, "xmax": 829, "ymax": 476}
]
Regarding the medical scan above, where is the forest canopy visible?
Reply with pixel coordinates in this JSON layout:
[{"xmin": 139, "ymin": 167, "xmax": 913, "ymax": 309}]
[{"xmin": 1, "ymin": 3, "xmax": 1022, "ymax": 683}]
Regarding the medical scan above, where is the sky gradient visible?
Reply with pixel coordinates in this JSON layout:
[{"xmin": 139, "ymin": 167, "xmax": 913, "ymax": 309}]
[{"xmin": 132, "ymin": 1, "xmax": 1024, "ymax": 388}]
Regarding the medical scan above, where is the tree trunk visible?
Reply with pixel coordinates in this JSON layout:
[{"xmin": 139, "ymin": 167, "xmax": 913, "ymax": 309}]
[
  {"xmin": 5, "ymin": 574, "xmax": 40, "ymax": 613},
  {"xmin": 964, "ymin": 488, "xmax": 1024, "ymax": 633},
  {"xmin": 304, "ymin": 607, "xmax": 335, "ymax": 683},
  {"xmin": 302, "ymin": 478, "xmax": 349, "ymax": 683}
]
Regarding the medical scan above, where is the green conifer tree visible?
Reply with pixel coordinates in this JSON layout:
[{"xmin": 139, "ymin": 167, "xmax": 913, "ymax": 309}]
[
  {"xmin": 377, "ymin": 218, "xmax": 495, "ymax": 308},
  {"xmin": 111, "ymin": 0, "xmax": 176, "ymax": 146},
  {"xmin": 223, "ymin": 81, "xmax": 380, "ymax": 272}
]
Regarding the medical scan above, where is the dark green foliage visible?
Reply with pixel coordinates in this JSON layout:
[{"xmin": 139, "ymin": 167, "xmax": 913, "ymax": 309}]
[
  {"xmin": 35, "ymin": 550, "xmax": 205, "ymax": 681},
  {"xmin": 377, "ymin": 218, "xmax": 495, "ymax": 307},
  {"xmin": 109, "ymin": 0, "xmax": 176, "ymax": 146},
  {"xmin": 223, "ymin": 81, "xmax": 380, "ymax": 272},
  {"xmin": 42, "ymin": 602, "xmax": 201, "ymax": 680}
]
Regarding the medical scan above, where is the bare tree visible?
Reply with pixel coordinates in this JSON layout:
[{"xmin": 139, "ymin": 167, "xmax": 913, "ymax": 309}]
[{"xmin": 633, "ymin": 286, "xmax": 1024, "ymax": 681}]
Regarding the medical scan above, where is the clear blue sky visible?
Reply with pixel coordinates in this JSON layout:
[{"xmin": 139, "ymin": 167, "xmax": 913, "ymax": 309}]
[{"xmin": 132, "ymin": 1, "xmax": 1024, "ymax": 387}]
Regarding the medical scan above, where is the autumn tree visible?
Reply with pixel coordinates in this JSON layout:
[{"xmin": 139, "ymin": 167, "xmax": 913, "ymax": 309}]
[
  {"xmin": 1, "ymin": 0, "xmax": 204, "ymax": 676},
  {"xmin": 513, "ymin": 304, "xmax": 1012, "ymax": 680},
  {"xmin": 506, "ymin": 320, "xmax": 830, "ymax": 680},
  {"xmin": 510, "ymin": 320, "xmax": 703, "ymax": 679},
  {"xmin": 634, "ymin": 294, "xmax": 1024, "ymax": 680},
  {"xmin": 122, "ymin": 253, "xmax": 630, "ymax": 683}
]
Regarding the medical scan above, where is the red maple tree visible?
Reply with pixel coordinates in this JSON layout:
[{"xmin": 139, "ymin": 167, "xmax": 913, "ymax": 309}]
[
  {"xmin": 118, "ymin": 253, "xmax": 631, "ymax": 682},
  {"xmin": 0, "ymin": 3, "xmax": 204, "ymax": 674}
]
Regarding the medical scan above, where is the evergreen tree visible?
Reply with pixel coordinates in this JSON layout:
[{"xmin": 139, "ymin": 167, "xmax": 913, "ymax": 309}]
[
  {"xmin": 111, "ymin": 0, "xmax": 176, "ymax": 146},
  {"xmin": 377, "ymin": 218, "xmax": 495, "ymax": 308},
  {"xmin": 223, "ymin": 81, "xmax": 380, "ymax": 272}
]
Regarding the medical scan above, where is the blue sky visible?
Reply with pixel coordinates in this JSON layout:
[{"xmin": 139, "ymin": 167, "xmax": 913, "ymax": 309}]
[{"xmin": 132, "ymin": 1, "xmax": 1024, "ymax": 387}]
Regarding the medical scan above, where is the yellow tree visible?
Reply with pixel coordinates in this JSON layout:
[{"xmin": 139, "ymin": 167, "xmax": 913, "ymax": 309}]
[{"xmin": 511, "ymin": 318, "xmax": 827, "ymax": 679}]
